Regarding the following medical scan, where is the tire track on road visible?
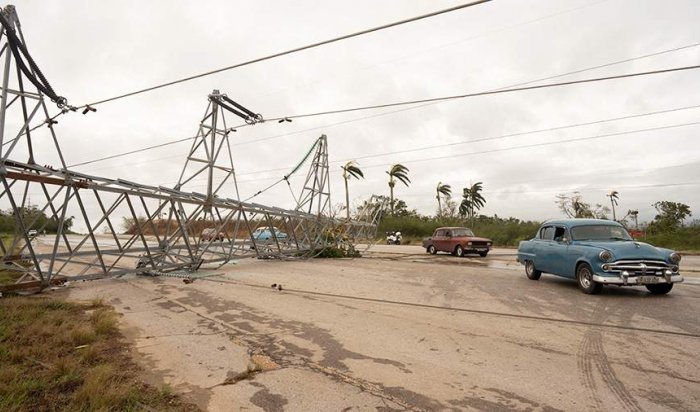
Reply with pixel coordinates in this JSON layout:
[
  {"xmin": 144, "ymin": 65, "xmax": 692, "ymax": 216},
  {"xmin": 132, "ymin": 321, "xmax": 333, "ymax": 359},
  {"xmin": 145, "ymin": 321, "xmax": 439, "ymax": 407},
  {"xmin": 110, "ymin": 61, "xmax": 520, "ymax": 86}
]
[
  {"xmin": 577, "ymin": 328, "xmax": 603, "ymax": 410},
  {"xmin": 615, "ymin": 309, "xmax": 695, "ymax": 410},
  {"xmin": 577, "ymin": 302, "xmax": 642, "ymax": 412}
]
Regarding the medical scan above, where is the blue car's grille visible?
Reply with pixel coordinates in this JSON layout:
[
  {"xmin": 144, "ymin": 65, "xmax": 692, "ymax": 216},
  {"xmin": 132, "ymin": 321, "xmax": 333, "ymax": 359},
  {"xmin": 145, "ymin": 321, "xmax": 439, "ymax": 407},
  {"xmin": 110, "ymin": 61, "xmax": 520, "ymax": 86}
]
[{"xmin": 607, "ymin": 260, "xmax": 671, "ymax": 276}]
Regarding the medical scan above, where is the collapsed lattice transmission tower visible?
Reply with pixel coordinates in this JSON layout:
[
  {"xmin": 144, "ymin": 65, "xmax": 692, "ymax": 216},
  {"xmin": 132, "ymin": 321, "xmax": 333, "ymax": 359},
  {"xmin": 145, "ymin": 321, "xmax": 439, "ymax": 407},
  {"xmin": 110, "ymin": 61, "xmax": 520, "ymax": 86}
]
[{"xmin": 0, "ymin": 5, "xmax": 379, "ymax": 292}]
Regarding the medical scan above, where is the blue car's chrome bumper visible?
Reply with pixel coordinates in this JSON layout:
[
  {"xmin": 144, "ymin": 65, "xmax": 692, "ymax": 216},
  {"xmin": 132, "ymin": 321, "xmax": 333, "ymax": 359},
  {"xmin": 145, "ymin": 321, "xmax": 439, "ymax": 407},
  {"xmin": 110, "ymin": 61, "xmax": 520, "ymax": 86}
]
[{"xmin": 592, "ymin": 273, "xmax": 684, "ymax": 285}]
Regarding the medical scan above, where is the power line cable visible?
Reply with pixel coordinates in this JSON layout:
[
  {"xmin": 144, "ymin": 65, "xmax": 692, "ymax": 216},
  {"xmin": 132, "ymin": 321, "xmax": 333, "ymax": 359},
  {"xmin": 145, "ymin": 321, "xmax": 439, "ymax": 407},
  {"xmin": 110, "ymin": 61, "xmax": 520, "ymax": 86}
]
[
  {"xmin": 65, "ymin": 0, "xmax": 619, "ymax": 161},
  {"xmin": 68, "ymin": 64, "xmax": 700, "ymax": 169},
  {"xmin": 392, "ymin": 181, "xmax": 700, "ymax": 197},
  {"xmin": 340, "ymin": 120, "xmax": 700, "ymax": 171},
  {"xmin": 219, "ymin": 104, "xmax": 700, "ymax": 176},
  {"xmin": 231, "ymin": 120, "xmax": 700, "ymax": 186},
  {"xmin": 480, "ymin": 181, "xmax": 700, "ymax": 195},
  {"xmin": 229, "ymin": 41, "xmax": 700, "ymax": 148},
  {"xmin": 248, "ymin": 0, "xmax": 611, "ymax": 102},
  {"xmin": 264, "ymin": 64, "xmax": 700, "ymax": 122},
  {"xmin": 83, "ymin": 0, "xmax": 492, "ymax": 108},
  {"xmin": 200, "ymin": 120, "xmax": 700, "ymax": 191},
  {"xmin": 85, "ymin": 102, "xmax": 700, "ymax": 188},
  {"xmin": 235, "ymin": 103, "xmax": 700, "ymax": 177},
  {"xmin": 348, "ymin": 104, "xmax": 700, "ymax": 162},
  {"xmin": 68, "ymin": 41, "xmax": 700, "ymax": 168},
  {"xmin": 68, "ymin": 134, "xmax": 199, "ymax": 168}
]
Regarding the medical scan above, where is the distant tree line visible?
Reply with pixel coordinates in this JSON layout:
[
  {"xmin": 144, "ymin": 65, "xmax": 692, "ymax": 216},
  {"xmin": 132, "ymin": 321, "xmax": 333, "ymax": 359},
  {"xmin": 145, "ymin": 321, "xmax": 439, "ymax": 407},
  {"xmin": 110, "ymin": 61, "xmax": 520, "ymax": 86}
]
[
  {"xmin": 0, "ymin": 206, "xmax": 74, "ymax": 234},
  {"xmin": 352, "ymin": 187, "xmax": 697, "ymax": 250}
]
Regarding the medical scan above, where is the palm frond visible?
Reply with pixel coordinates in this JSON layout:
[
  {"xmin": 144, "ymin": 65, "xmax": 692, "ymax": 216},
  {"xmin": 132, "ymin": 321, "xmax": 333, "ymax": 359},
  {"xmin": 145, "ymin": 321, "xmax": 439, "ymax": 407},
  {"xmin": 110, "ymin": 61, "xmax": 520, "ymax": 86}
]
[
  {"xmin": 387, "ymin": 164, "xmax": 410, "ymax": 187},
  {"xmin": 390, "ymin": 164, "xmax": 409, "ymax": 175},
  {"xmin": 437, "ymin": 183, "xmax": 451, "ymax": 197},
  {"xmin": 394, "ymin": 173, "xmax": 410, "ymax": 186},
  {"xmin": 459, "ymin": 199, "xmax": 470, "ymax": 216},
  {"xmin": 346, "ymin": 165, "xmax": 364, "ymax": 179}
]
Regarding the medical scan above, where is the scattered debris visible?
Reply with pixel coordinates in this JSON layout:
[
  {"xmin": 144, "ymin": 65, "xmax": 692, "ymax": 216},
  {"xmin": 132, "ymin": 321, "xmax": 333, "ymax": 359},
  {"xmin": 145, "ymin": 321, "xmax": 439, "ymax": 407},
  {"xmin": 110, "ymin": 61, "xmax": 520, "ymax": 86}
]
[
  {"xmin": 251, "ymin": 353, "xmax": 279, "ymax": 371},
  {"xmin": 182, "ymin": 277, "xmax": 194, "ymax": 284}
]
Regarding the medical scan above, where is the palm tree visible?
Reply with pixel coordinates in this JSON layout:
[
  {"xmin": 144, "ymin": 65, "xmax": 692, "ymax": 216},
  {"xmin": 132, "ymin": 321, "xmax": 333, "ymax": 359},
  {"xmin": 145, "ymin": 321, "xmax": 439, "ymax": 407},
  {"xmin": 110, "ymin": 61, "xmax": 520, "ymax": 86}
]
[
  {"xmin": 460, "ymin": 182, "xmax": 486, "ymax": 227},
  {"xmin": 386, "ymin": 164, "xmax": 410, "ymax": 215},
  {"xmin": 607, "ymin": 190, "xmax": 619, "ymax": 220},
  {"xmin": 436, "ymin": 182, "xmax": 452, "ymax": 216},
  {"xmin": 628, "ymin": 209, "xmax": 639, "ymax": 229},
  {"xmin": 341, "ymin": 161, "xmax": 364, "ymax": 219}
]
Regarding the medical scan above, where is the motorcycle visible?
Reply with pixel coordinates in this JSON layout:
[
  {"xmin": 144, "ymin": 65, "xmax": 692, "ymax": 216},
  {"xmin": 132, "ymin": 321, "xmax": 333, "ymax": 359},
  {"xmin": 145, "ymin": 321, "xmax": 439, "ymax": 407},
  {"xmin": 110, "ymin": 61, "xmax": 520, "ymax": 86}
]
[{"xmin": 385, "ymin": 231, "xmax": 402, "ymax": 245}]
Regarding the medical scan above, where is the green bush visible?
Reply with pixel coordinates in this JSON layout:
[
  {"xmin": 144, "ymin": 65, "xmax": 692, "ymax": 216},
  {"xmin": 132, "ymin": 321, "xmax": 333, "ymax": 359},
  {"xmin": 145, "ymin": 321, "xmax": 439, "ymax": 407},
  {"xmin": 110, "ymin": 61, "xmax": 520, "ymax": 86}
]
[
  {"xmin": 643, "ymin": 224, "xmax": 700, "ymax": 252},
  {"xmin": 314, "ymin": 245, "xmax": 361, "ymax": 258}
]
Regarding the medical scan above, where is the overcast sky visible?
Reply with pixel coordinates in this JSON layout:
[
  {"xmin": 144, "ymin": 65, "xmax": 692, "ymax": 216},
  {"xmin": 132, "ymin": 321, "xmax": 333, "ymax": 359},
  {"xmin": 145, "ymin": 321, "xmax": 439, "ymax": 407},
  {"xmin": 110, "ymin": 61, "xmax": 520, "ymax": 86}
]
[{"xmin": 6, "ymin": 0, "xmax": 700, "ymax": 228}]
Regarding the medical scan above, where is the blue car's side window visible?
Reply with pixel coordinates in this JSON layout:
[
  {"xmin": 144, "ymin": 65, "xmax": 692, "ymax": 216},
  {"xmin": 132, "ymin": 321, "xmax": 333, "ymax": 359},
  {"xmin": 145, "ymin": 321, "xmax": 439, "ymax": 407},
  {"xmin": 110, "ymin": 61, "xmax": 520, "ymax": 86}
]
[
  {"xmin": 553, "ymin": 226, "xmax": 567, "ymax": 242},
  {"xmin": 541, "ymin": 226, "xmax": 555, "ymax": 241}
]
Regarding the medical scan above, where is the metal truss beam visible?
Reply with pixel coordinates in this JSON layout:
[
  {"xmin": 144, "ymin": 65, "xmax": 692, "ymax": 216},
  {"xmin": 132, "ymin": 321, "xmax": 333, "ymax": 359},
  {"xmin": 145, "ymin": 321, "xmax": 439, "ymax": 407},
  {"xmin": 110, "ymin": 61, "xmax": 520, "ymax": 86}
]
[{"xmin": 0, "ymin": 6, "xmax": 379, "ymax": 292}]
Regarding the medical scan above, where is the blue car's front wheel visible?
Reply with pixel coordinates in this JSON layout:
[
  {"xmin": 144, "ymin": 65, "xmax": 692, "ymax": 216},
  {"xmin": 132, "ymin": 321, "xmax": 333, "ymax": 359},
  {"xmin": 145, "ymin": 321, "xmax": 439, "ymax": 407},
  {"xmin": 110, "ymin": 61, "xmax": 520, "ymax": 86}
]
[
  {"xmin": 646, "ymin": 283, "xmax": 673, "ymax": 295},
  {"xmin": 576, "ymin": 263, "xmax": 603, "ymax": 294},
  {"xmin": 525, "ymin": 260, "xmax": 541, "ymax": 280}
]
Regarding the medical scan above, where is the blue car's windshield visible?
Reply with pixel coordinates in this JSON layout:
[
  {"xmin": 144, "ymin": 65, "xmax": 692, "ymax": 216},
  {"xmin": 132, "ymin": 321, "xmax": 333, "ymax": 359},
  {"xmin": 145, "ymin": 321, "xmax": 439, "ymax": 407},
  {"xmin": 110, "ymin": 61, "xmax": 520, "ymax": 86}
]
[{"xmin": 570, "ymin": 225, "xmax": 632, "ymax": 241}]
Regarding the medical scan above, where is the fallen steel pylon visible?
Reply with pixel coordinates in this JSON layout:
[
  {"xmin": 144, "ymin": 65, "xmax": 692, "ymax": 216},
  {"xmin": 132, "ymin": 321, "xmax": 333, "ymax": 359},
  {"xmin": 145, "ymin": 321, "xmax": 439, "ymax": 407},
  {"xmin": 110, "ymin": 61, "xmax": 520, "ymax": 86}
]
[{"xmin": 0, "ymin": 5, "xmax": 379, "ymax": 291}]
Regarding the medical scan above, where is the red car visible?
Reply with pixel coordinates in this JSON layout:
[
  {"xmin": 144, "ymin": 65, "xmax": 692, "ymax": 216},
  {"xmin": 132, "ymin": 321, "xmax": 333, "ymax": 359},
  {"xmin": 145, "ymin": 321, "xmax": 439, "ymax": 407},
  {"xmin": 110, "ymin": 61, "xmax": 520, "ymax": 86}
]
[{"xmin": 422, "ymin": 227, "xmax": 492, "ymax": 257}]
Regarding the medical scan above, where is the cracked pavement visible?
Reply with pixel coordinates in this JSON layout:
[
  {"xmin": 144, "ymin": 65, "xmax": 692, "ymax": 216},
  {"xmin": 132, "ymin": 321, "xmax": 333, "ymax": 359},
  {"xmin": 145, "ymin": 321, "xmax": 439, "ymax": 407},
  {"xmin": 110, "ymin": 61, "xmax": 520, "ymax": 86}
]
[{"xmin": 66, "ymin": 250, "xmax": 700, "ymax": 411}]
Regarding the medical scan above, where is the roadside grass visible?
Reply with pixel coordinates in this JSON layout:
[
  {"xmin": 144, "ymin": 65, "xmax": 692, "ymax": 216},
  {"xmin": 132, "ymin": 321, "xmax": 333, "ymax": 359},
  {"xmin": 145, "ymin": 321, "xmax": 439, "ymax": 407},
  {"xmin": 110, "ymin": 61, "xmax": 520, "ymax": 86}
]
[
  {"xmin": 0, "ymin": 270, "xmax": 23, "ymax": 286},
  {"xmin": 0, "ymin": 295, "xmax": 199, "ymax": 411},
  {"xmin": 0, "ymin": 233, "xmax": 28, "ymax": 286}
]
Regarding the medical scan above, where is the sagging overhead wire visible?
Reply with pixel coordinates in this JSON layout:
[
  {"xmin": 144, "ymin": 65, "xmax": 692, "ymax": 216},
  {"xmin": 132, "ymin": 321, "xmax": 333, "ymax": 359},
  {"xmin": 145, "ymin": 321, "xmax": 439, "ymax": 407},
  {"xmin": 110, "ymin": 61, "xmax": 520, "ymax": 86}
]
[
  {"xmin": 244, "ymin": 136, "xmax": 324, "ymax": 202},
  {"xmin": 242, "ymin": 136, "xmax": 322, "ymax": 202},
  {"xmin": 333, "ymin": 120, "xmax": 700, "ymax": 172},
  {"xmin": 67, "ymin": 61, "xmax": 700, "ymax": 169},
  {"xmin": 232, "ymin": 102, "xmax": 700, "ymax": 178},
  {"xmin": 68, "ymin": 134, "xmax": 199, "ymax": 168},
  {"xmin": 263, "ymin": 64, "xmax": 700, "ymax": 123},
  {"xmin": 83, "ymin": 0, "xmax": 492, "ymax": 108},
  {"xmin": 177, "ymin": 119, "xmax": 700, "ymax": 190},
  {"xmin": 68, "ymin": 96, "xmax": 263, "ymax": 168},
  {"xmin": 66, "ymin": 40, "xmax": 700, "ymax": 167},
  {"xmin": 231, "ymin": 41, "xmax": 700, "ymax": 148}
]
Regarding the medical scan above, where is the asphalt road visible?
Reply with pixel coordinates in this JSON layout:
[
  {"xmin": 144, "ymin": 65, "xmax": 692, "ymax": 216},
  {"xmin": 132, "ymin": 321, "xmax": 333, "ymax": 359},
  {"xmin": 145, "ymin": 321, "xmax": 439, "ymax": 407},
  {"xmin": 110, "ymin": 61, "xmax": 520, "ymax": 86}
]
[{"xmin": 65, "ymin": 245, "xmax": 700, "ymax": 411}]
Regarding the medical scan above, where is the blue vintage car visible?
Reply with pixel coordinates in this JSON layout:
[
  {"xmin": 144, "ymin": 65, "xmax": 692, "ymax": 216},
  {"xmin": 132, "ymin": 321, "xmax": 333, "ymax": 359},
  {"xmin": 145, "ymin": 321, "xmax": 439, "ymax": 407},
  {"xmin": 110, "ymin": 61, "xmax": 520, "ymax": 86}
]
[
  {"xmin": 517, "ymin": 219, "xmax": 683, "ymax": 294},
  {"xmin": 252, "ymin": 226, "xmax": 288, "ymax": 242}
]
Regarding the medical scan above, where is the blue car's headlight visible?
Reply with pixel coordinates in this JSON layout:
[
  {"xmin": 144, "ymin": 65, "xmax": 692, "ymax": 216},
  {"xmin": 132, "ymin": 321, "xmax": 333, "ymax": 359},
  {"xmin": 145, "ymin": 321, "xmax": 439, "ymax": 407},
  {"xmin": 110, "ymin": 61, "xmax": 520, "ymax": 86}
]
[
  {"xmin": 599, "ymin": 250, "xmax": 613, "ymax": 262},
  {"xmin": 670, "ymin": 252, "xmax": 681, "ymax": 264}
]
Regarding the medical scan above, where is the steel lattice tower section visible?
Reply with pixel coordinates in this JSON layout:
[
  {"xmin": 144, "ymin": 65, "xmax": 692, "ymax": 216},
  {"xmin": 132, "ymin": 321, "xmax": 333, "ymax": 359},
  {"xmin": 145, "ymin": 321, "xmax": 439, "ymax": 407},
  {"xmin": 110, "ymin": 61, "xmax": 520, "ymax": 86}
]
[
  {"xmin": 293, "ymin": 135, "xmax": 332, "ymax": 248},
  {"xmin": 0, "ymin": 6, "xmax": 378, "ymax": 292},
  {"xmin": 0, "ymin": 5, "xmax": 75, "ymax": 289},
  {"xmin": 295, "ymin": 134, "xmax": 331, "ymax": 217},
  {"xmin": 175, "ymin": 90, "xmax": 241, "ymax": 208}
]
